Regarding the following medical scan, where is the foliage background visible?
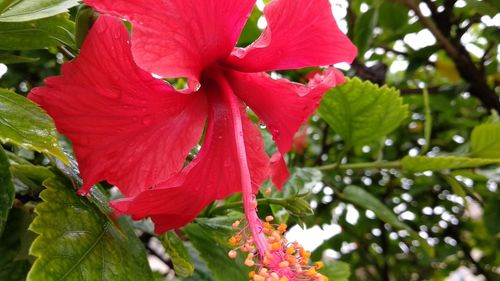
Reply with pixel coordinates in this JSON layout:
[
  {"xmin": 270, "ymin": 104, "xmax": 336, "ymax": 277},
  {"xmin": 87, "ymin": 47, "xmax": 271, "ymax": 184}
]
[{"xmin": 0, "ymin": 0, "xmax": 499, "ymax": 280}]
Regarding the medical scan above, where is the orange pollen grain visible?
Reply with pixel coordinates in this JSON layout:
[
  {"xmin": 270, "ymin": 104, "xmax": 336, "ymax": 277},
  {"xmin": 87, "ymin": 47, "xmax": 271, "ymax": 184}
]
[{"xmin": 279, "ymin": 261, "xmax": 290, "ymax": 268}]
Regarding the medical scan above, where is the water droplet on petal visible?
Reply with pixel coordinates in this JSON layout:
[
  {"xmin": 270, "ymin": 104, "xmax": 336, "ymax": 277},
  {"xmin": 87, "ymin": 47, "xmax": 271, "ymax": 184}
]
[{"xmin": 259, "ymin": 121, "xmax": 267, "ymax": 129}]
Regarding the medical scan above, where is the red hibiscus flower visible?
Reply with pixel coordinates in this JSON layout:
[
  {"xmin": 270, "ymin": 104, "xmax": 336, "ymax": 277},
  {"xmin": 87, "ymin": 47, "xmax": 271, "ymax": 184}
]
[{"xmin": 29, "ymin": 0, "xmax": 356, "ymax": 279}]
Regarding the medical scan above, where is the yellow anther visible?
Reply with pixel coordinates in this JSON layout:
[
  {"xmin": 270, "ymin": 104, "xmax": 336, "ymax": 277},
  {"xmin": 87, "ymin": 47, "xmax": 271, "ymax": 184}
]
[
  {"xmin": 232, "ymin": 220, "xmax": 240, "ymax": 229},
  {"xmin": 306, "ymin": 268, "xmax": 317, "ymax": 276},
  {"xmin": 229, "ymin": 237, "xmax": 238, "ymax": 245},
  {"xmin": 301, "ymin": 250, "xmax": 311, "ymax": 259},
  {"xmin": 315, "ymin": 261, "xmax": 324, "ymax": 269},
  {"xmin": 314, "ymin": 273, "xmax": 326, "ymax": 281},
  {"xmin": 286, "ymin": 246, "xmax": 295, "ymax": 255},
  {"xmin": 271, "ymin": 242, "xmax": 281, "ymax": 250},
  {"xmin": 279, "ymin": 261, "xmax": 290, "ymax": 268},
  {"xmin": 294, "ymin": 264, "xmax": 302, "ymax": 272},
  {"xmin": 258, "ymin": 268, "xmax": 269, "ymax": 277},
  {"xmin": 286, "ymin": 255, "xmax": 296, "ymax": 264},
  {"xmin": 249, "ymin": 271, "xmax": 255, "ymax": 278},
  {"xmin": 278, "ymin": 224, "xmax": 287, "ymax": 232},
  {"xmin": 263, "ymin": 255, "xmax": 272, "ymax": 265},
  {"xmin": 245, "ymin": 259, "xmax": 255, "ymax": 267},
  {"xmin": 314, "ymin": 274, "xmax": 328, "ymax": 281},
  {"xmin": 253, "ymin": 275, "xmax": 265, "ymax": 281},
  {"xmin": 228, "ymin": 250, "xmax": 237, "ymax": 259},
  {"xmin": 279, "ymin": 277, "xmax": 289, "ymax": 281},
  {"xmin": 263, "ymin": 228, "xmax": 273, "ymax": 234}
]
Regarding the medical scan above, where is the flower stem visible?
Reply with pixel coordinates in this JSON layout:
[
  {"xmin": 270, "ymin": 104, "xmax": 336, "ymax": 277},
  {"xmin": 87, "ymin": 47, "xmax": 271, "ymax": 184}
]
[
  {"xmin": 420, "ymin": 88, "xmax": 432, "ymax": 155},
  {"xmin": 213, "ymin": 70, "xmax": 268, "ymax": 257},
  {"xmin": 317, "ymin": 160, "xmax": 401, "ymax": 171}
]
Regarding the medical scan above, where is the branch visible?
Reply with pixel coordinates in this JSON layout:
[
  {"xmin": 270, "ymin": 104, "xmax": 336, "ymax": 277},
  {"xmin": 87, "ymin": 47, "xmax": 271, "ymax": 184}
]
[
  {"xmin": 400, "ymin": 86, "xmax": 441, "ymax": 95},
  {"xmin": 390, "ymin": 0, "xmax": 500, "ymax": 111},
  {"xmin": 393, "ymin": 0, "xmax": 460, "ymax": 58}
]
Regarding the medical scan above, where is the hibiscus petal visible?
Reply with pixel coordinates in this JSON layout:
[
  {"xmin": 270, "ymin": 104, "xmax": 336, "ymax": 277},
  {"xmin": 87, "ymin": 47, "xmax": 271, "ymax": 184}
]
[
  {"xmin": 84, "ymin": 0, "xmax": 255, "ymax": 84},
  {"xmin": 226, "ymin": 68, "xmax": 345, "ymax": 155},
  {"xmin": 270, "ymin": 153, "xmax": 290, "ymax": 191},
  {"xmin": 111, "ymin": 80, "xmax": 269, "ymax": 233},
  {"xmin": 225, "ymin": 0, "xmax": 357, "ymax": 72},
  {"xmin": 28, "ymin": 16, "xmax": 207, "ymax": 196}
]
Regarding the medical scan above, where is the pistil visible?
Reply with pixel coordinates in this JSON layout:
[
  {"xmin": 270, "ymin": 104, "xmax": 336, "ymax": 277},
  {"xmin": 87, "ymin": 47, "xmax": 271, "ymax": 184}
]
[
  {"xmin": 212, "ymin": 69, "xmax": 328, "ymax": 281},
  {"xmin": 213, "ymin": 69, "xmax": 269, "ymax": 257}
]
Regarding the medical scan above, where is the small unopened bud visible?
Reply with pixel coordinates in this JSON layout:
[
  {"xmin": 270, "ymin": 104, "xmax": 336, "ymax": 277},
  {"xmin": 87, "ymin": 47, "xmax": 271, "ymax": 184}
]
[{"xmin": 284, "ymin": 197, "xmax": 314, "ymax": 217}]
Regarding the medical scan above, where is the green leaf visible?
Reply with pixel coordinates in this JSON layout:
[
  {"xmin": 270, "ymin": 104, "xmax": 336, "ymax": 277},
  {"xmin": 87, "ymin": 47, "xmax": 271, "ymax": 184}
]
[
  {"xmin": 10, "ymin": 164, "xmax": 55, "ymax": 195},
  {"xmin": 470, "ymin": 123, "xmax": 500, "ymax": 159},
  {"xmin": 0, "ymin": 148, "xmax": 15, "ymax": 236},
  {"xmin": 319, "ymin": 78, "xmax": 408, "ymax": 146},
  {"xmin": 0, "ymin": 0, "xmax": 79, "ymax": 22},
  {"xmin": 0, "ymin": 207, "xmax": 35, "ymax": 281},
  {"xmin": 402, "ymin": 156, "xmax": 500, "ymax": 172},
  {"xmin": 28, "ymin": 176, "xmax": 154, "ymax": 281},
  {"xmin": 0, "ymin": 52, "xmax": 39, "ymax": 64},
  {"xmin": 10, "ymin": 165, "xmax": 55, "ymax": 185},
  {"xmin": 352, "ymin": 8, "xmax": 378, "ymax": 55},
  {"xmin": 184, "ymin": 216, "xmax": 249, "ymax": 281},
  {"xmin": 407, "ymin": 46, "xmax": 440, "ymax": 73},
  {"xmin": 320, "ymin": 260, "xmax": 351, "ymax": 281},
  {"xmin": 0, "ymin": 88, "xmax": 68, "ymax": 164},
  {"xmin": 443, "ymin": 175, "xmax": 467, "ymax": 199},
  {"xmin": 75, "ymin": 5, "xmax": 97, "ymax": 50},
  {"xmin": 463, "ymin": 0, "xmax": 499, "ymax": 16},
  {"xmin": 160, "ymin": 231, "xmax": 194, "ymax": 278},
  {"xmin": 378, "ymin": 2, "xmax": 409, "ymax": 31},
  {"xmin": 237, "ymin": 6, "xmax": 262, "ymax": 47},
  {"xmin": 182, "ymin": 243, "xmax": 216, "ymax": 281},
  {"xmin": 484, "ymin": 195, "xmax": 500, "ymax": 235},
  {"xmin": 0, "ymin": 14, "xmax": 75, "ymax": 50},
  {"xmin": 342, "ymin": 185, "xmax": 434, "ymax": 256}
]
